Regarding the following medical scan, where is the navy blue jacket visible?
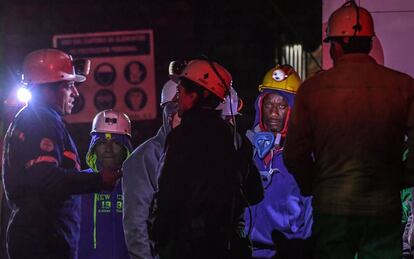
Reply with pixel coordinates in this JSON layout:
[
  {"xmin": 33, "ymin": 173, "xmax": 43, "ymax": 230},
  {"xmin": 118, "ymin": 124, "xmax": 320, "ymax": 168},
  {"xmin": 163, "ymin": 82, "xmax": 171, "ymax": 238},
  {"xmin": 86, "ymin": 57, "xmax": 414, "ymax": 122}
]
[{"xmin": 2, "ymin": 102, "xmax": 102, "ymax": 259}]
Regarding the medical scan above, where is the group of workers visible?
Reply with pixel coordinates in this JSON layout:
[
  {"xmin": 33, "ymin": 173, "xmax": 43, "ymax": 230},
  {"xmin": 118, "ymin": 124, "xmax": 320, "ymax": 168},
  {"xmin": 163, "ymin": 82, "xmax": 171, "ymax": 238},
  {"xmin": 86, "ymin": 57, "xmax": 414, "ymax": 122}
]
[{"xmin": 2, "ymin": 1, "xmax": 414, "ymax": 259}]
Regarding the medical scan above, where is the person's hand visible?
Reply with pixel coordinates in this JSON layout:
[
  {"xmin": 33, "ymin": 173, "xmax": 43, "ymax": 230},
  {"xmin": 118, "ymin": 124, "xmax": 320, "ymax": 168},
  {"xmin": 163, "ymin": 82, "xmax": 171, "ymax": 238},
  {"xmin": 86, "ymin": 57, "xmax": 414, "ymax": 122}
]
[{"xmin": 99, "ymin": 167, "xmax": 122, "ymax": 191}]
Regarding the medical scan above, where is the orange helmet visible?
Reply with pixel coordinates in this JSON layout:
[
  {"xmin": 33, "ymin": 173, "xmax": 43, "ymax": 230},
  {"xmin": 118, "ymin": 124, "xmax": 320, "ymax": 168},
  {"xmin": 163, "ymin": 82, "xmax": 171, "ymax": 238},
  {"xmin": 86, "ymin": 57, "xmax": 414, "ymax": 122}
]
[
  {"xmin": 324, "ymin": 1, "xmax": 374, "ymax": 42},
  {"xmin": 22, "ymin": 49, "xmax": 86, "ymax": 85},
  {"xmin": 178, "ymin": 59, "xmax": 232, "ymax": 100}
]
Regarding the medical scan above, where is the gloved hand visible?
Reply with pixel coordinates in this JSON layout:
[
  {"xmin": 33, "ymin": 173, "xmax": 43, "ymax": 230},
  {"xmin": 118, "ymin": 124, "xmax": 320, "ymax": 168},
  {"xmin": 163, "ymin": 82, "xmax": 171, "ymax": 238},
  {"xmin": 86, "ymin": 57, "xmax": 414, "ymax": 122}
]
[{"xmin": 99, "ymin": 167, "xmax": 122, "ymax": 191}]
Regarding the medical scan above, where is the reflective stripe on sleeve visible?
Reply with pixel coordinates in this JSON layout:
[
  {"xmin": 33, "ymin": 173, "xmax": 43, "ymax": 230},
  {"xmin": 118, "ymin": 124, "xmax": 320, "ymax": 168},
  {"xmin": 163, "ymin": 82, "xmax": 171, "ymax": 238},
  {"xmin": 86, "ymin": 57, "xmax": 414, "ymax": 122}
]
[
  {"xmin": 63, "ymin": 151, "xmax": 81, "ymax": 171},
  {"xmin": 25, "ymin": 156, "xmax": 58, "ymax": 169}
]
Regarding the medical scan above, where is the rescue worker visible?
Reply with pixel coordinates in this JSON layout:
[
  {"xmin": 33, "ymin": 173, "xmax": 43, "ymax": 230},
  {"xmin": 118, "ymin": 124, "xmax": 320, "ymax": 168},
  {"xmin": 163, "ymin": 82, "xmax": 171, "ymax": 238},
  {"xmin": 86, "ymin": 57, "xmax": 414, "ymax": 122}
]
[
  {"xmin": 2, "ymin": 49, "xmax": 122, "ymax": 259},
  {"xmin": 245, "ymin": 65, "xmax": 313, "ymax": 258},
  {"xmin": 122, "ymin": 79, "xmax": 180, "ymax": 259},
  {"xmin": 283, "ymin": 2, "xmax": 414, "ymax": 258},
  {"xmin": 153, "ymin": 58, "xmax": 262, "ymax": 259},
  {"xmin": 78, "ymin": 110, "xmax": 133, "ymax": 259}
]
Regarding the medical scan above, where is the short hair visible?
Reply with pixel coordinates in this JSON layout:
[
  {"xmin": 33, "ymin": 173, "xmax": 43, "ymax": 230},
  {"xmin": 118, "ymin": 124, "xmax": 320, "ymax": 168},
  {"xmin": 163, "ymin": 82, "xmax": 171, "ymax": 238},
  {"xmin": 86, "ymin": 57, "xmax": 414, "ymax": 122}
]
[
  {"xmin": 331, "ymin": 36, "xmax": 372, "ymax": 54},
  {"xmin": 180, "ymin": 78, "xmax": 221, "ymax": 109},
  {"xmin": 29, "ymin": 81, "xmax": 63, "ymax": 100}
]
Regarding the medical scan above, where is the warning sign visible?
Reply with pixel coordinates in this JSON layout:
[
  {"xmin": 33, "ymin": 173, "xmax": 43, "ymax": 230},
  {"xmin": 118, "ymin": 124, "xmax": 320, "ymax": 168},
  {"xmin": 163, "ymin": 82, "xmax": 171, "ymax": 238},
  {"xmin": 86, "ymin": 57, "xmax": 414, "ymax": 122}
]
[{"xmin": 53, "ymin": 30, "xmax": 156, "ymax": 123}]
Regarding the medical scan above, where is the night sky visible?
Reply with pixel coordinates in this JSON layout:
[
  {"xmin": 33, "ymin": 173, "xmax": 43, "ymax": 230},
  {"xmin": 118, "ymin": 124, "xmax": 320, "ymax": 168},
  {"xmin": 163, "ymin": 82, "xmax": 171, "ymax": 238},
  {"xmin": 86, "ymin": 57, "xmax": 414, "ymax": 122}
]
[{"xmin": 0, "ymin": 0, "xmax": 322, "ymax": 165}]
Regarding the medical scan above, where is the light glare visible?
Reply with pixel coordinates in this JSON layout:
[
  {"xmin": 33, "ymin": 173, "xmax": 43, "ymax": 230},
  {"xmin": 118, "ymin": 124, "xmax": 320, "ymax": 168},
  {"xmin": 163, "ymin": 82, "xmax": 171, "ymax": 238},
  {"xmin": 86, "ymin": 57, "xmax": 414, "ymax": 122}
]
[{"xmin": 17, "ymin": 87, "xmax": 32, "ymax": 103}]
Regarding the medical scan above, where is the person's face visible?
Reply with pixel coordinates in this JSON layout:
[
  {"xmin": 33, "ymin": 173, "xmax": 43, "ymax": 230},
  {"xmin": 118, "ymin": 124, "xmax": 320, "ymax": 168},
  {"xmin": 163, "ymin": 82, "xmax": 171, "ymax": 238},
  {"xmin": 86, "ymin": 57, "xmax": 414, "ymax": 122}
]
[
  {"xmin": 54, "ymin": 81, "xmax": 79, "ymax": 115},
  {"xmin": 94, "ymin": 139, "xmax": 126, "ymax": 169},
  {"xmin": 177, "ymin": 84, "xmax": 197, "ymax": 117},
  {"xmin": 262, "ymin": 93, "xmax": 288, "ymax": 133}
]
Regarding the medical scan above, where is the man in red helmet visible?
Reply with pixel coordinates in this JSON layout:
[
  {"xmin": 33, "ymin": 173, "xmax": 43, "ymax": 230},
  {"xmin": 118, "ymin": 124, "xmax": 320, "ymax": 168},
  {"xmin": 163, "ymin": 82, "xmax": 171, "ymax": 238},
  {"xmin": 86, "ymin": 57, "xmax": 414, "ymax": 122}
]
[
  {"xmin": 152, "ymin": 59, "xmax": 262, "ymax": 259},
  {"xmin": 2, "ymin": 49, "xmax": 122, "ymax": 259},
  {"xmin": 284, "ymin": 2, "xmax": 414, "ymax": 258}
]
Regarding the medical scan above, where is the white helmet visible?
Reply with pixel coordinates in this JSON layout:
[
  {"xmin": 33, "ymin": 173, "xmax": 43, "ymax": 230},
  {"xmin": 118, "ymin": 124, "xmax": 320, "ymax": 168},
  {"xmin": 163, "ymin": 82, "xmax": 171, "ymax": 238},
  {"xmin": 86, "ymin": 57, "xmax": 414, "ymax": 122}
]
[
  {"xmin": 160, "ymin": 80, "xmax": 178, "ymax": 106},
  {"xmin": 216, "ymin": 87, "xmax": 243, "ymax": 116},
  {"xmin": 22, "ymin": 49, "xmax": 86, "ymax": 85},
  {"xmin": 91, "ymin": 110, "xmax": 131, "ymax": 137}
]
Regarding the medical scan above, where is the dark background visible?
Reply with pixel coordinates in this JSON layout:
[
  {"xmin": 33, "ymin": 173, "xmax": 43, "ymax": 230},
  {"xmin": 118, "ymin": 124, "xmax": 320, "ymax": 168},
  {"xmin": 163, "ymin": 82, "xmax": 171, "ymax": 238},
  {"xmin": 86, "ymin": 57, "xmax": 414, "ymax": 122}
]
[{"xmin": 0, "ymin": 0, "xmax": 322, "ymax": 167}]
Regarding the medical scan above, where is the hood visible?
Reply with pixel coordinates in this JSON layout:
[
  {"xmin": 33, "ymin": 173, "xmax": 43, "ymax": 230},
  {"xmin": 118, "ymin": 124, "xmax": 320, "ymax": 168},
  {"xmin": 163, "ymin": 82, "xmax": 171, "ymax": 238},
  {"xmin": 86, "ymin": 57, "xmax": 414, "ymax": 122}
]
[
  {"xmin": 86, "ymin": 132, "xmax": 133, "ymax": 172},
  {"xmin": 252, "ymin": 88, "xmax": 295, "ymax": 134},
  {"xmin": 248, "ymin": 89, "xmax": 295, "ymax": 159}
]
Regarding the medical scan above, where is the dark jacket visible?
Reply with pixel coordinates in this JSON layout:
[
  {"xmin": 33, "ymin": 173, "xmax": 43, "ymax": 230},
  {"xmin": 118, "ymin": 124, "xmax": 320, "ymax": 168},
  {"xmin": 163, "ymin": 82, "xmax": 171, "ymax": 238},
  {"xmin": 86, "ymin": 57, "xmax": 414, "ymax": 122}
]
[
  {"xmin": 2, "ymin": 102, "xmax": 102, "ymax": 259},
  {"xmin": 153, "ymin": 107, "xmax": 262, "ymax": 258},
  {"xmin": 284, "ymin": 53, "xmax": 414, "ymax": 216}
]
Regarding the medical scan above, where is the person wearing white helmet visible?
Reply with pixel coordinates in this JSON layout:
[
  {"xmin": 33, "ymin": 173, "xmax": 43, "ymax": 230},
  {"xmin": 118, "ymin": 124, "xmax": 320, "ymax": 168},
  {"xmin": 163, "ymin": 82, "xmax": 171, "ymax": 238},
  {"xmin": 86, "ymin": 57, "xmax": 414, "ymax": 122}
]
[
  {"xmin": 122, "ymin": 77, "xmax": 180, "ymax": 259},
  {"xmin": 78, "ymin": 110, "xmax": 132, "ymax": 259},
  {"xmin": 216, "ymin": 86, "xmax": 243, "ymax": 125},
  {"xmin": 283, "ymin": 1, "xmax": 414, "ymax": 258},
  {"xmin": 2, "ymin": 49, "xmax": 121, "ymax": 259},
  {"xmin": 152, "ymin": 58, "xmax": 263, "ymax": 259}
]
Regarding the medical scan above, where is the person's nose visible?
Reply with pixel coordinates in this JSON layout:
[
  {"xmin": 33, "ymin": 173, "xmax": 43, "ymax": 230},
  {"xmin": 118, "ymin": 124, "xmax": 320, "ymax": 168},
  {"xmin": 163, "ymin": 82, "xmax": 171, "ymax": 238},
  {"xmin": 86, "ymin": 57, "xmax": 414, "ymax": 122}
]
[
  {"xmin": 104, "ymin": 142, "xmax": 113, "ymax": 152},
  {"xmin": 270, "ymin": 106, "xmax": 280, "ymax": 118},
  {"xmin": 71, "ymin": 86, "xmax": 80, "ymax": 98}
]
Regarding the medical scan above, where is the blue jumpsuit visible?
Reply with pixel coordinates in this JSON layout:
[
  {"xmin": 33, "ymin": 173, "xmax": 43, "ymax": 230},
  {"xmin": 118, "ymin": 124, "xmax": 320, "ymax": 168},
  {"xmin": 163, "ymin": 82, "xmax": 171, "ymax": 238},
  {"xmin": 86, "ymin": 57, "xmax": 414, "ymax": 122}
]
[{"xmin": 245, "ymin": 89, "xmax": 313, "ymax": 258}]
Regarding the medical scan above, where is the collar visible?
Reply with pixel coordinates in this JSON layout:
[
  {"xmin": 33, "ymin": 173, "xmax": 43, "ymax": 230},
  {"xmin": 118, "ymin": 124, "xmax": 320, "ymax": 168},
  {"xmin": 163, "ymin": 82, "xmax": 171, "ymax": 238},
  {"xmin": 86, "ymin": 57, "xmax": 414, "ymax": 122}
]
[{"xmin": 336, "ymin": 53, "xmax": 377, "ymax": 65}]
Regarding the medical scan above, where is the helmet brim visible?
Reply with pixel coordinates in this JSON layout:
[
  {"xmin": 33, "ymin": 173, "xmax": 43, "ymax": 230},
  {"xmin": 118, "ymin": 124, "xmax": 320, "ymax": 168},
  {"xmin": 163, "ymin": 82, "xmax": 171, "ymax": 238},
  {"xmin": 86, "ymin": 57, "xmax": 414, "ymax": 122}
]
[
  {"xmin": 74, "ymin": 74, "xmax": 86, "ymax": 83},
  {"xmin": 61, "ymin": 72, "xmax": 86, "ymax": 83}
]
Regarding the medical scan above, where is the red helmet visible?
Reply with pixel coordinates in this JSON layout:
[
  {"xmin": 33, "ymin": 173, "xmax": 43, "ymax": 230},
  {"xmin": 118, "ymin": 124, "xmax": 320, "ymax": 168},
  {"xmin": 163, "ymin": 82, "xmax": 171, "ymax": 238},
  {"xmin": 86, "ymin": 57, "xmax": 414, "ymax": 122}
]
[
  {"xmin": 324, "ymin": 1, "xmax": 374, "ymax": 42},
  {"xmin": 178, "ymin": 59, "xmax": 232, "ymax": 100},
  {"xmin": 22, "ymin": 49, "xmax": 86, "ymax": 85}
]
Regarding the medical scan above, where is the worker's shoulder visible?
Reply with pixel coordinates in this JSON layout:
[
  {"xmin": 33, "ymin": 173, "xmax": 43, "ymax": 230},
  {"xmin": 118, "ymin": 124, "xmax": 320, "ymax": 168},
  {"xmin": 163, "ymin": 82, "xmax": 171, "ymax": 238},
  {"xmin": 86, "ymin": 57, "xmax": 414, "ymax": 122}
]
[
  {"xmin": 16, "ymin": 105, "xmax": 60, "ymax": 129},
  {"xmin": 297, "ymin": 69, "xmax": 327, "ymax": 94},
  {"xmin": 379, "ymin": 64, "xmax": 414, "ymax": 81}
]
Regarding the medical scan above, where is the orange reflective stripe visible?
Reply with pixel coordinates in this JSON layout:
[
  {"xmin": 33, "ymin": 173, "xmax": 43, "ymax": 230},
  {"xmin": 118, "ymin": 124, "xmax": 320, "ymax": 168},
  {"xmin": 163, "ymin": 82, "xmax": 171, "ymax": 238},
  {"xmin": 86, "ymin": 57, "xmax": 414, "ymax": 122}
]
[
  {"xmin": 25, "ymin": 156, "xmax": 58, "ymax": 169},
  {"xmin": 63, "ymin": 151, "xmax": 77, "ymax": 161},
  {"xmin": 63, "ymin": 151, "xmax": 81, "ymax": 171}
]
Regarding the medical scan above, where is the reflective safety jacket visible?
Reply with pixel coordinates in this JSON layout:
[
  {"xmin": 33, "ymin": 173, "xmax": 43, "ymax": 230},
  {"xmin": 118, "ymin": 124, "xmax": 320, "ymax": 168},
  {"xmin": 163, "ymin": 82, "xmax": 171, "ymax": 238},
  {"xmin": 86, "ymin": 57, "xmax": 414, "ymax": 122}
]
[{"xmin": 2, "ymin": 102, "xmax": 102, "ymax": 259}]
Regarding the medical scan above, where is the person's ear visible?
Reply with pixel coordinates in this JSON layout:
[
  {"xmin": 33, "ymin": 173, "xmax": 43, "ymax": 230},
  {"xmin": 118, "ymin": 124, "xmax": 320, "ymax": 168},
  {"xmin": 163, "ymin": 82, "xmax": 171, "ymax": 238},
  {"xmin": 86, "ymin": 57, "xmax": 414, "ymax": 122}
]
[{"xmin": 190, "ymin": 91, "xmax": 199, "ymax": 101}]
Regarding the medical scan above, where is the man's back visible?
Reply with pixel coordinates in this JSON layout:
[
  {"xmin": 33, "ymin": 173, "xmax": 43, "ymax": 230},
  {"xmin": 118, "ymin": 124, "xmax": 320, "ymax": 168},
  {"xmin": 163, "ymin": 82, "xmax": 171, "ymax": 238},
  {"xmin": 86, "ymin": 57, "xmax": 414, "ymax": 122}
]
[
  {"xmin": 153, "ymin": 108, "xmax": 241, "ymax": 259},
  {"xmin": 288, "ymin": 53, "xmax": 414, "ymax": 216}
]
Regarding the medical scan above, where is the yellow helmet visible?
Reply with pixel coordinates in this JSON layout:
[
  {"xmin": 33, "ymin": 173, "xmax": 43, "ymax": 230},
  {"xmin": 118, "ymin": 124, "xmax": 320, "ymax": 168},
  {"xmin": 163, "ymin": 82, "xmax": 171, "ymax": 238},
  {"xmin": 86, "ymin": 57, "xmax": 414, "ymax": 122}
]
[{"xmin": 258, "ymin": 64, "xmax": 301, "ymax": 94}]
